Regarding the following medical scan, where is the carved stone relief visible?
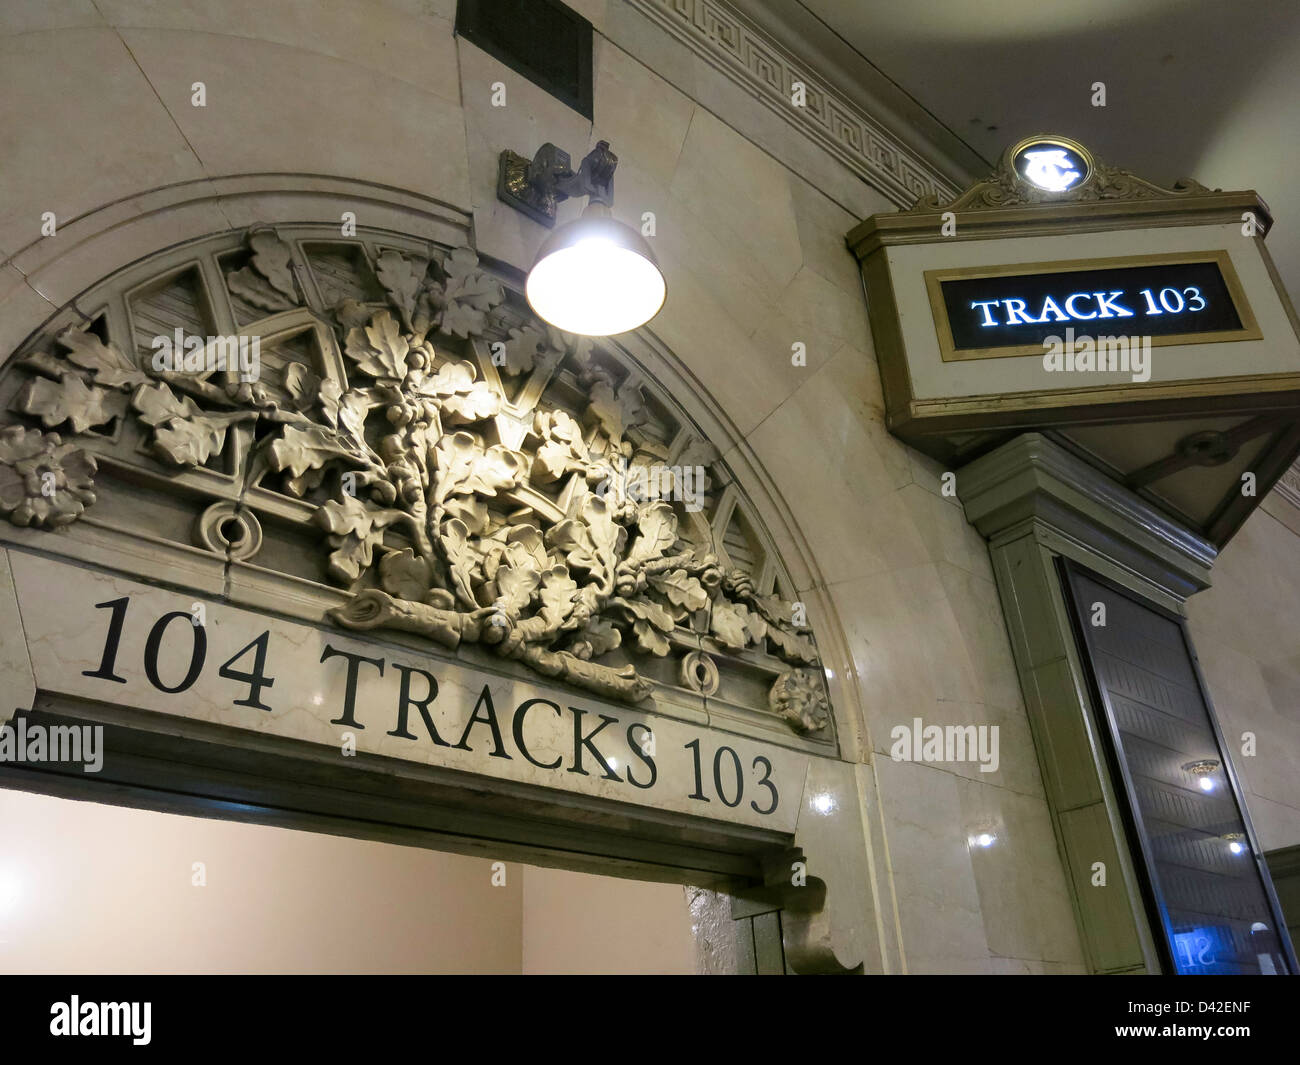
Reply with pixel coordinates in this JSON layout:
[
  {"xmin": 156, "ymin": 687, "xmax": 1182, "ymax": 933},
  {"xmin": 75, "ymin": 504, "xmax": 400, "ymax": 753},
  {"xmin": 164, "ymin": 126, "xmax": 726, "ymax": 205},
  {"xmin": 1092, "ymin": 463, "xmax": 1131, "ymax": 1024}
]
[
  {"xmin": 909, "ymin": 156, "xmax": 1213, "ymax": 213},
  {"xmin": 0, "ymin": 226, "xmax": 832, "ymax": 739}
]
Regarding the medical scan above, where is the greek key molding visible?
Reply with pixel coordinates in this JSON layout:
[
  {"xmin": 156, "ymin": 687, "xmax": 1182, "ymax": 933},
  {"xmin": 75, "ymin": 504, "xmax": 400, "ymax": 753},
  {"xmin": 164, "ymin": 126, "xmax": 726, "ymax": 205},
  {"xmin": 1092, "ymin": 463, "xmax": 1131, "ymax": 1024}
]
[
  {"xmin": 625, "ymin": 0, "xmax": 961, "ymax": 207},
  {"xmin": 1273, "ymin": 460, "xmax": 1300, "ymax": 511}
]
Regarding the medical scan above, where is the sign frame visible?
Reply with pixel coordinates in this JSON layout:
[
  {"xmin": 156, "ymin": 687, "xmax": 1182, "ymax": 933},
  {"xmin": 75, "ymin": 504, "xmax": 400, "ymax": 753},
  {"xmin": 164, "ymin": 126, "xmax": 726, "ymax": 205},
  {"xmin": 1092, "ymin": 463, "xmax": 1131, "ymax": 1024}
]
[{"xmin": 925, "ymin": 249, "xmax": 1262, "ymax": 362}]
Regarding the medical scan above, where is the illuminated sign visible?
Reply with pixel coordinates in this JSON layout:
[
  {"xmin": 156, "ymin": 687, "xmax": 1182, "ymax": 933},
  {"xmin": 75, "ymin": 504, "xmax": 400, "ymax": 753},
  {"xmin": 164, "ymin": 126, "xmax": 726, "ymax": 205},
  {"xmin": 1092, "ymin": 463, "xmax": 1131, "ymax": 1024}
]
[
  {"xmin": 926, "ymin": 251, "xmax": 1261, "ymax": 361},
  {"xmin": 1012, "ymin": 135, "xmax": 1092, "ymax": 193}
]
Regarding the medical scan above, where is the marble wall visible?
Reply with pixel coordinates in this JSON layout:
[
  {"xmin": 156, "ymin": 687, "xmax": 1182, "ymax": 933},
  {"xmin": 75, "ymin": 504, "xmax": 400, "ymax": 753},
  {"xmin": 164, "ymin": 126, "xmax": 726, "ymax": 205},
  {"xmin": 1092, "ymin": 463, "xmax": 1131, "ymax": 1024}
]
[
  {"xmin": 0, "ymin": 0, "xmax": 1087, "ymax": 972},
  {"xmin": 0, "ymin": 787, "xmax": 523, "ymax": 973},
  {"xmin": 0, "ymin": 787, "xmax": 696, "ymax": 973},
  {"xmin": 1187, "ymin": 498, "xmax": 1300, "ymax": 855},
  {"xmin": 522, "ymin": 867, "xmax": 696, "ymax": 975}
]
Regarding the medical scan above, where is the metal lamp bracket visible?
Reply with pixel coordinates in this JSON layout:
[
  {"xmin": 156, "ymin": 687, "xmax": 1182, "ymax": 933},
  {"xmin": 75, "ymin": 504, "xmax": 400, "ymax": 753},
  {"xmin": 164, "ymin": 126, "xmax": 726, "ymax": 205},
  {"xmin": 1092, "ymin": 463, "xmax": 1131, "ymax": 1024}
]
[{"xmin": 498, "ymin": 140, "xmax": 617, "ymax": 226}]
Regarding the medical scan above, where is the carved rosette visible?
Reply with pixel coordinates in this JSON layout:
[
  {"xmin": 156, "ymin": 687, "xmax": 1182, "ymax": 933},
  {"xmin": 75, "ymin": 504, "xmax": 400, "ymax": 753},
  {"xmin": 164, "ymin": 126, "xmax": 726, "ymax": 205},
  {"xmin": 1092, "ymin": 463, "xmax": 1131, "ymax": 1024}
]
[
  {"xmin": 0, "ymin": 227, "xmax": 832, "ymax": 735},
  {"xmin": 0, "ymin": 425, "xmax": 97, "ymax": 528},
  {"xmin": 769, "ymin": 669, "xmax": 831, "ymax": 735}
]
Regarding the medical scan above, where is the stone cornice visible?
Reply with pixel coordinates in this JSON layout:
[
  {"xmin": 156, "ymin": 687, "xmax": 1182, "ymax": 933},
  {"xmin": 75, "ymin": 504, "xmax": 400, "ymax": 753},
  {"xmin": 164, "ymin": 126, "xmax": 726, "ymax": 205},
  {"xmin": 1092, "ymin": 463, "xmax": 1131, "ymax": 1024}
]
[
  {"xmin": 958, "ymin": 432, "xmax": 1218, "ymax": 600},
  {"xmin": 623, "ymin": 0, "xmax": 967, "ymax": 208}
]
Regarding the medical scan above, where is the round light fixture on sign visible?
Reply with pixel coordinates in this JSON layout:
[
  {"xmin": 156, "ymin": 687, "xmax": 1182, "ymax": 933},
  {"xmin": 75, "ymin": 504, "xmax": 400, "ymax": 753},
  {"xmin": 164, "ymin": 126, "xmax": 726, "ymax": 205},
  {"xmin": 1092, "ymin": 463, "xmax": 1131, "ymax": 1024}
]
[
  {"xmin": 526, "ymin": 204, "xmax": 666, "ymax": 336},
  {"xmin": 1010, "ymin": 134, "xmax": 1094, "ymax": 194}
]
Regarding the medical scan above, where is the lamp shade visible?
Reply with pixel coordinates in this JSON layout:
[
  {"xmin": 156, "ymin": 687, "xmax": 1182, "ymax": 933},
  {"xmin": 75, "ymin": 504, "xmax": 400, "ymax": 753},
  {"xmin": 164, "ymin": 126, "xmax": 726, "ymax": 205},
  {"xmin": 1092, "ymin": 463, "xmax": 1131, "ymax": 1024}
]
[{"xmin": 526, "ymin": 210, "xmax": 666, "ymax": 336}]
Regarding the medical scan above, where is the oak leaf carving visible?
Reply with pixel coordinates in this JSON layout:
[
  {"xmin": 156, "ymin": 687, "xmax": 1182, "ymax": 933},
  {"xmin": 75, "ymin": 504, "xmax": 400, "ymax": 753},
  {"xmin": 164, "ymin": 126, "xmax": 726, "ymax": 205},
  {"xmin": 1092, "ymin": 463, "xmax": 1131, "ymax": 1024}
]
[
  {"xmin": 227, "ymin": 230, "xmax": 298, "ymax": 311},
  {"xmin": 130, "ymin": 382, "xmax": 248, "ymax": 466},
  {"xmin": 379, "ymin": 546, "xmax": 434, "ymax": 601},
  {"xmin": 417, "ymin": 359, "xmax": 501, "ymax": 425},
  {"xmin": 587, "ymin": 373, "xmax": 646, "ymax": 444},
  {"xmin": 345, "ymin": 310, "xmax": 409, "ymax": 380},
  {"xmin": 626, "ymin": 501, "xmax": 678, "ymax": 563},
  {"xmin": 498, "ymin": 325, "xmax": 547, "ymax": 377},
  {"xmin": 432, "ymin": 432, "xmax": 522, "ymax": 506},
  {"xmin": 376, "ymin": 248, "xmax": 427, "ymax": 332},
  {"xmin": 15, "ymin": 374, "xmax": 124, "ymax": 434},
  {"xmin": 315, "ymin": 493, "xmax": 401, "ymax": 584},
  {"xmin": 649, "ymin": 568, "xmax": 709, "ymax": 617},
  {"xmin": 267, "ymin": 422, "xmax": 360, "ymax": 495},
  {"xmin": 547, "ymin": 496, "xmax": 626, "ymax": 574},
  {"xmin": 441, "ymin": 516, "xmax": 482, "ymax": 607},
  {"xmin": 609, "ymin": 596, "xmax": 675, "ymax": 657},
  {"xmin": 538, "ymin": 566, "xmax": 579, "ymax": 628},
  {"xmin": 56, "ymin": 328, "xmax": 147, "ymax": 390},
  {"xmin": 710, "ymin": 599, "xmax": 767, "ymax": 651},
  {"xmin": 531, "ymin": 409, "xmax": 588, "ymax": 484},
  {"xmin": 493, "ymin": 564, "xmax": 540, "ymax": 615},
  {"xmin": 570, "ymin": 616, "xmax": 621, "ymax": 659},
  {"xmin": 432, "ymin": 247, "xmax": 504, "ymax": 338}
]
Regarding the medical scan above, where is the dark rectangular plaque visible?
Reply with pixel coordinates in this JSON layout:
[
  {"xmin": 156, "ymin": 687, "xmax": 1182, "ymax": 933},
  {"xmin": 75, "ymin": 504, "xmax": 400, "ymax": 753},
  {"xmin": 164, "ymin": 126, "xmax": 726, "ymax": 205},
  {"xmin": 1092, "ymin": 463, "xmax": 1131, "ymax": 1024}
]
[
  {"xmin": 926, "ymin": 251, "xmax": 1260, "ymax": 360},
  {"xmin": 455, "ymin": 0, "xmax": 594, "ymax": 119}
]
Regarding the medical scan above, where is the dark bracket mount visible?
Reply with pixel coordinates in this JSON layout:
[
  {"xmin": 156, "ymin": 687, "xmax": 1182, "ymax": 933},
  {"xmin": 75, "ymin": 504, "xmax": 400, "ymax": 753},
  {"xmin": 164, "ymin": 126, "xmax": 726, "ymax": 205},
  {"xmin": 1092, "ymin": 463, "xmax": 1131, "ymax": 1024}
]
[{"xmin": 497, "ymin": 140, "xmax": 617, "ymax": 227}]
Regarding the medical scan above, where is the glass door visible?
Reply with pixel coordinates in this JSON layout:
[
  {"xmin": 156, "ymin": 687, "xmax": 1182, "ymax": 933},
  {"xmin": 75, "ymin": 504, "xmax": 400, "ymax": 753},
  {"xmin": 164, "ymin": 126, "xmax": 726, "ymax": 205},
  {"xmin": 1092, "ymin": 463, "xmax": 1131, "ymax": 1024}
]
[{"xmin": 1060, "ymin": 559, "xmax": 1297, "ymax": 975}]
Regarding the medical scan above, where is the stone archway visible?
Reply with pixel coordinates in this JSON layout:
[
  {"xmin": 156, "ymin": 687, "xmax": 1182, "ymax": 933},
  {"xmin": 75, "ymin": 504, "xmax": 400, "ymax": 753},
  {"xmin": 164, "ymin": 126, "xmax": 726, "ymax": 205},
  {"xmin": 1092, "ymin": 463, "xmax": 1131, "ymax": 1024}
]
[{"xmin": 0, "ymin": 177, "xmax": 881, "ymax": 973}]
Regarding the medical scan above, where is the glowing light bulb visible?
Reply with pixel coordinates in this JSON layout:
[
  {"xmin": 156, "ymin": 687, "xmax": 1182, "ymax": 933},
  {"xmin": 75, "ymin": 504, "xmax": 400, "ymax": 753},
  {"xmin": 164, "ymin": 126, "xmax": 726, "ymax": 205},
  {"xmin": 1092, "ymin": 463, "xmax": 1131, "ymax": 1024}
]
[
  {"xmin": 1010, "ymin": 136, "xmax": 1093, "ymax": 195},
  {"xmin": 1020, "ymin": 149, "xmax": 1081, "ymax": 191},
  {"xmin": 527, "ymin": 214, "xmax": 666, "ymax": 336}
]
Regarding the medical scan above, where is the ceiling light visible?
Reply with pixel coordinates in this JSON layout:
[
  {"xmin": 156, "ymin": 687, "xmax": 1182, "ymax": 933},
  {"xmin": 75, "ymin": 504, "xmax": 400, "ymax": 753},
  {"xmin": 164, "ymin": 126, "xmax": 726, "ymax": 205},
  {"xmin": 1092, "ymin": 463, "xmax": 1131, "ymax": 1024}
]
[
  {"xmin": 499, "ymin": 139, "xmax": 666, "ymax": 337},
  {"xmin": 1182, "ymin": 758, "xmax": 1220, "ymax": 791},
  {"xmin": 527, "ymin": 206, "xmax": 665, "ymax": 336},
  {"xmin": 1222, "ymin": 832, "xmax": 1247, "ymax": 855}
]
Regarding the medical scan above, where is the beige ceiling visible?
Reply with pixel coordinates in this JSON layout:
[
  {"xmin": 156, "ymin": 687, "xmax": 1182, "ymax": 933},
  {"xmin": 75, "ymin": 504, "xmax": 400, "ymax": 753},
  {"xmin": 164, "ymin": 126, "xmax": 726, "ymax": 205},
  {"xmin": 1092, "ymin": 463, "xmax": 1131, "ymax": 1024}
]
[{"xmin": 796, "ymin": 0, "xmax": 1300, "ymax": 296}]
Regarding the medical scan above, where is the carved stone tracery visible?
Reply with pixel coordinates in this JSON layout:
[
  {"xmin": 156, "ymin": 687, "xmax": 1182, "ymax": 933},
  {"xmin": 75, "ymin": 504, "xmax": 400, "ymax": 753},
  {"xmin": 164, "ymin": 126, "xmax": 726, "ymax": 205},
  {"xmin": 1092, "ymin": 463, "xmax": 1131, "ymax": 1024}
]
[{"xmin": 0, "ymin": 226, "xmax": 831, "ymax": 735}]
